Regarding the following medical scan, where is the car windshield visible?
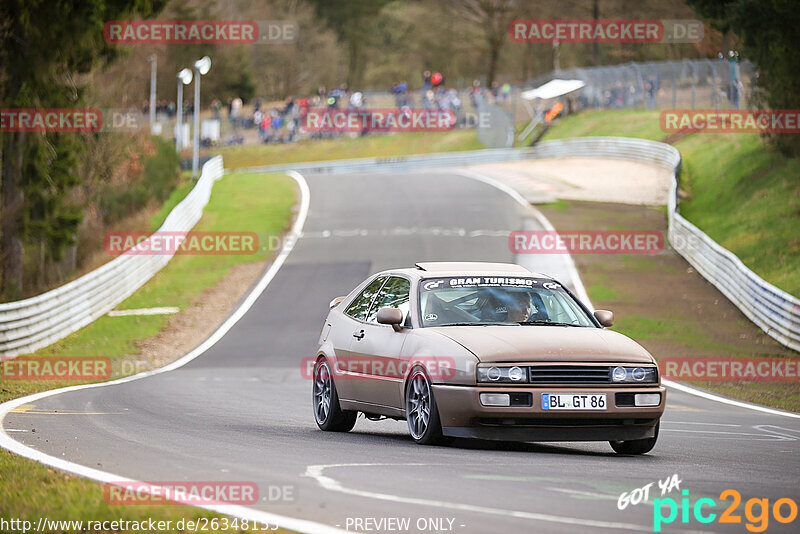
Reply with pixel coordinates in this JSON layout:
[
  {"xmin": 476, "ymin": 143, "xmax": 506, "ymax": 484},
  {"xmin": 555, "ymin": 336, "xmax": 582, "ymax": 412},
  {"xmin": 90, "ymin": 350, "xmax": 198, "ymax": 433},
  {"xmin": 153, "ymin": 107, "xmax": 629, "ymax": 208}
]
[{"xmin": 419, "ymin": 276, "xmax": 595, "ymax": 327}]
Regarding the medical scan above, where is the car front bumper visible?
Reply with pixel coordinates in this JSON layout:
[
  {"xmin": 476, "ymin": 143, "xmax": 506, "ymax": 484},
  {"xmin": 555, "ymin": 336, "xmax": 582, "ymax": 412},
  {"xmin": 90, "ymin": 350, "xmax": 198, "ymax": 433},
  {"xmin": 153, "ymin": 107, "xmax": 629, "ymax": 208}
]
[{"xmin": 432, "ymin": 384, "xmax": 665, "ymax": 442}]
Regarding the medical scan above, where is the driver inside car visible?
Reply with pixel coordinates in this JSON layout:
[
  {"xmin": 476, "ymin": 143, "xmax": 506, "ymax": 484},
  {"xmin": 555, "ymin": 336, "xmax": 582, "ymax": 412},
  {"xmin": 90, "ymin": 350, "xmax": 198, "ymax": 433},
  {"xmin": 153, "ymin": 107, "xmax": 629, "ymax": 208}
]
[
  {"xmin": 503, "ymin": 290, "xmax": 551, "ymax": 322},
  {"xmin": 506, "ymin": 291, "xmax": 533, "ymax": 322}
]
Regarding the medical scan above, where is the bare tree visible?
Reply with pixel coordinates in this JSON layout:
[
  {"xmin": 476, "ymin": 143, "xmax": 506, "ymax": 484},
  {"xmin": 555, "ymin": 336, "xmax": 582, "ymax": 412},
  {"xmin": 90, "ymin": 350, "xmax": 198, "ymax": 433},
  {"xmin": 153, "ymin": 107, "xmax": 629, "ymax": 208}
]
[{"xmin": 446, "ymin": 0, "xmax": 516, "ymax": 86}]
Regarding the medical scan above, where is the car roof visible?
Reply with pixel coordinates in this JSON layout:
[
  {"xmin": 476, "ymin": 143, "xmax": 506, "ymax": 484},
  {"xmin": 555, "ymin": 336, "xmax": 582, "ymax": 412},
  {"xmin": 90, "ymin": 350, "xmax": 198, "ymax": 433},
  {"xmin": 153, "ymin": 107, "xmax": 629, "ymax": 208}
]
[
  {"xmin": 415, "ymin": 262, "xmax": 530, "ymax": 273},
  {"xmin": 378, "ymin": 262, "xmax": 553, "ymax": 280}
]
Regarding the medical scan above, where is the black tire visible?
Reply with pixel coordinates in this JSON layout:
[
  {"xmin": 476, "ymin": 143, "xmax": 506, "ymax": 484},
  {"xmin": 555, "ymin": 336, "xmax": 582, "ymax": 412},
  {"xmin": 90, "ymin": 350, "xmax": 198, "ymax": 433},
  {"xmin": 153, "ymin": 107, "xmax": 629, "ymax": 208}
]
[
  {"xmin": 312, "ymin": 358, "xmax": 357, "ymax": 432},
  {"xmin": 405, "ymin": 367, "xmax": 449, "ymax": 445},
  {"xmin": 610, "ymin": 422, "xmax": 659, "ymax": 455}
]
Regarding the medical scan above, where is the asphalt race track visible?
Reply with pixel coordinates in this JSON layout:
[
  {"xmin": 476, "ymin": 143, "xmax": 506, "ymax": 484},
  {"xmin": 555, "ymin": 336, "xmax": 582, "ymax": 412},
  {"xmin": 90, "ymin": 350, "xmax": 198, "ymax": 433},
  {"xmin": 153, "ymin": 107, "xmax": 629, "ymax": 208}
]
[{"xmin": 4, "ymin": 171, "xmax": 800, "ymax": 533}]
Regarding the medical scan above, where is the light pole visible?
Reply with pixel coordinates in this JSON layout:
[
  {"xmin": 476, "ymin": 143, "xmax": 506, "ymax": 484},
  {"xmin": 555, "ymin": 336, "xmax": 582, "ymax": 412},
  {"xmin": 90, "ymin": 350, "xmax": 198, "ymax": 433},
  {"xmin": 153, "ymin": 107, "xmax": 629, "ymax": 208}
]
[
  {"xmin": 176, "ymin": 68, "xmax": 193, "ymax": 152},
  {"xmin": 148, "ymin": 54, "xmax": 157, "ymax": 130},
  {"xmin": 192, "ymin": 56, "xmax": 211, "ymax": 180}
]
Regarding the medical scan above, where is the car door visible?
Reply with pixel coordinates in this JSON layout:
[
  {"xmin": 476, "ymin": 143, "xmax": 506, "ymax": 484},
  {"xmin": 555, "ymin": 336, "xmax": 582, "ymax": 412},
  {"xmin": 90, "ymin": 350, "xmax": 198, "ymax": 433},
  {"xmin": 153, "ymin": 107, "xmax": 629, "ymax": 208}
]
[
  {"xmin": 346, "ymin": 276, "xmax": 412, "ymax": 410},
  {"xmin": 332, "ymin": 276, "xmax": 387, "ymax": 401}
]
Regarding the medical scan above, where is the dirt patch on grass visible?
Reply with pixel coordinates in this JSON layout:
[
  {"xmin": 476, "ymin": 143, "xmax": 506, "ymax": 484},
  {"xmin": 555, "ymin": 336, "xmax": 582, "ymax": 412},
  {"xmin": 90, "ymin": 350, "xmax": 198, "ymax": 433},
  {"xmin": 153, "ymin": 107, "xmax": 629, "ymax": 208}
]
[
  {"xmin": 539, "ymin": 200, "xmax": 800, "ymax": 412},
  {"xmin": 473, "ymin": 157, "xmax": 672, "ymax": 205}
]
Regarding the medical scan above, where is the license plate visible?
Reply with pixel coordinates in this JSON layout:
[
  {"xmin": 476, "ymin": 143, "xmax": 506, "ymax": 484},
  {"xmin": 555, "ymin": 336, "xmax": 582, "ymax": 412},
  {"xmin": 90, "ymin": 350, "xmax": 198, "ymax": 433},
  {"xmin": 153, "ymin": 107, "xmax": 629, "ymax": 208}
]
[{"xmin": 542, "ymin": 393, "xmax": 607, "ymax": 410}]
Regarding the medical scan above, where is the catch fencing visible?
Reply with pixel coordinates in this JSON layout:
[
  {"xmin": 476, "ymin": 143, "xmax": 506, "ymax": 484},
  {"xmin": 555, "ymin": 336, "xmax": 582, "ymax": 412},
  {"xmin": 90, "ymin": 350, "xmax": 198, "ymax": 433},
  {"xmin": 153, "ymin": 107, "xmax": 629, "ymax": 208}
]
[
  {"xmin": 531, "ymin": 58, "xmax": 755, "ymax": 112},
  {"xmin": 0, "ymin": 156, "xmax": 224, "ymax": 357},
  {"xmin": 157, "ymin": 58, "xmax": 755, "ymax": 147},
  {"xmin": 351, "ymin": 59, "xmax": 755, "ymax": 125}
]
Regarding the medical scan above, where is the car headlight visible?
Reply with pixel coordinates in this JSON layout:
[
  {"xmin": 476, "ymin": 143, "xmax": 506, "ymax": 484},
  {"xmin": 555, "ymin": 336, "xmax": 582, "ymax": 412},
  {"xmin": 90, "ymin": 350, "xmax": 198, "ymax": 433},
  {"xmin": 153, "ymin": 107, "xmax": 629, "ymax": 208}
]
[
  {"xmin": 611, "ymin": 366, "xmax": 657, "ymax": 383},
  {"xmin": 477, "ymin": 365, "xmax": 528, "ymax": 383}
]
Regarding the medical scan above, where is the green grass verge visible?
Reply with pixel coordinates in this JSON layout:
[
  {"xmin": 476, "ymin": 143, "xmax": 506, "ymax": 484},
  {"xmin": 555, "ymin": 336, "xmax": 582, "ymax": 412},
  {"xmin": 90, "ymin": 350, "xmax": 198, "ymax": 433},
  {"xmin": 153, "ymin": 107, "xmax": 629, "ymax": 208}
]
[
  {"xmin": 587, "ymin": 284, "xmax": 622, "ymax": 302},
  {"xmin": 543, "ymin": 110, "xmax": 800, "ymax": 297},
  {"xmin": 214, "ymin": 129, "xmax": 483, "ymax": 170},
  {"xmin": 542, "ymin": 109, "xmax": 666, "ymax": 141},
  {"xmin": 613, "ymin": 314, "xmax": 747, "ymax": 355},
  {"xmin": 148, "ymin": 170, "xmax": 195, "ymax": 230},
  {"xmin": 675, "ymin": 133, "xmax": 800, "ymax": 297},
  {"xmin": 0, "ymin": 456, "xmax": 240, "ymax": 533},
  {"xmin": 1, "ymin": 171, "xmax": 296, "ymax": 532}
]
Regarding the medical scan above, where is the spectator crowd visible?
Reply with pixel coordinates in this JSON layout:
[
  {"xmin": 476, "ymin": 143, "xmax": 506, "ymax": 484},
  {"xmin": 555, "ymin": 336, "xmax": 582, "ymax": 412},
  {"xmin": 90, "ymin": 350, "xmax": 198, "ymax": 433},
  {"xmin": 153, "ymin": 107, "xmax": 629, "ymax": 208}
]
[{"xmin": 144, "ymin": 70, "xmax": 517, "ymax": 146}]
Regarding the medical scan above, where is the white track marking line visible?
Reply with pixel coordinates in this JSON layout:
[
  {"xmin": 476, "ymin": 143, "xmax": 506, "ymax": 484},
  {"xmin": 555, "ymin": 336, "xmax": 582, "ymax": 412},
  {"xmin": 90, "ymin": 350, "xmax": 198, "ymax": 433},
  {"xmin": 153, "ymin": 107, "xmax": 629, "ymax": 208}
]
[
  {"xmin": 446, "ymin": 169, "xmax": 800, "ymax": 421},
  {"xmin": 663, "ymin": 379, "xmax": 800, "ymax": 419},
  {"xmin": 544, "ymin": 487, "xmax": 618, "ymax": 500},
  {"xmin": 304, "ymin": 463, "xmax": 714, "ymax": 533},
  {"xmin": 0, "ymin": 172, "xmax": 348, "ymax": 534},
  {"xmin": 660, "ymin": 429, "xmax": 793, "ymax": 441},
  {"xmin": 753, "ymin": 425, "xmax": 800, "ymax": 441},
  {"xmin": 661, "ymin": 426, "xmax": 742, "ymax": 428},
  {"xmin": 759, "ymin": 425, "xmax": 800, "ymax": 435}
]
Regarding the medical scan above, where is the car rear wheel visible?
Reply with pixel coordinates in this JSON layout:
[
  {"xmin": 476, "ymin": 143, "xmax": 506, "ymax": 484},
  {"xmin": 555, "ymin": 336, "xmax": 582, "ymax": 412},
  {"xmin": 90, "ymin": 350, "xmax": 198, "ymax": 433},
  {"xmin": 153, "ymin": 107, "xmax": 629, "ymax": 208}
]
[
  {"xmin": 313, "ymin": 358, "xmax": 357, "ymax": 432},
  {"xmin": 405, "ymin": 367, "xmax": 448, "ymax": 445},
  {"xmin": 609, "ymin": 422, "xmax": 659, "ymax": 455}
]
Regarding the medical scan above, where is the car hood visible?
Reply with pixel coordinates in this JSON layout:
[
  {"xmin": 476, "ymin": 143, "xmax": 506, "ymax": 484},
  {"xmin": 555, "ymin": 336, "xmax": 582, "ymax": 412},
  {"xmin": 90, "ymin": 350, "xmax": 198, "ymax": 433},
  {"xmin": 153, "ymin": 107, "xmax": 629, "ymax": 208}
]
[{"xmin": 429, "ymin": 325, "xmax": 654, "ymax": 363}]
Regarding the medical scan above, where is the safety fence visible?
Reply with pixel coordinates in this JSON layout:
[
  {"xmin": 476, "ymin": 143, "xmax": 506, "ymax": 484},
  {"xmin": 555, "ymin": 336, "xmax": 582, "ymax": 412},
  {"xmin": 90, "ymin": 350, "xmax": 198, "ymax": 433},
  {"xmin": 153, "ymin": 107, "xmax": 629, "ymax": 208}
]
[
  {"xmin": 529, "ymin": 58, "xmax": 755, "ymax": 112},
  {"xmin": 155, "ymin": 58, "xmax": 754, "ymax": 149},
  {"xmin": 0, "ymin": 156, "xmax": 224, "ymax": 357}
]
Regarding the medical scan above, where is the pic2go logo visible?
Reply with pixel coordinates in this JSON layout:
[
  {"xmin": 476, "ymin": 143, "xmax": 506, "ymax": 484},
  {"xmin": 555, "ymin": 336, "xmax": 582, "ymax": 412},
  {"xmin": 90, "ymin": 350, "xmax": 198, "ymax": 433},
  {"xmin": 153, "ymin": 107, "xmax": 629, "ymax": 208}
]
[{"xmin": 653, "ymin": 489, "xmax": 798, "ymax": 532}]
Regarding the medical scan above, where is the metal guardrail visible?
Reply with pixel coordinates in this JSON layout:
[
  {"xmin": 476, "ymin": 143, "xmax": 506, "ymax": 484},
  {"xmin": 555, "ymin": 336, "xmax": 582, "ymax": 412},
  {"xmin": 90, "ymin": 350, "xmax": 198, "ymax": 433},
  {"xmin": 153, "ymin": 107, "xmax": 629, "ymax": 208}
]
[
  {"xmin": 236, "ymin": 138, "xmax": 679, "ymax": 177},
  {"xmin": 0, "ymin": 156, "xmax": 225, "ymax": 357},
  {"xmin": 241, "ymin": 137, "xmax": 800, "ymax": 352},
  {"xmin": 4, "ymin": 135, "xmax": 797, "ymax": 356},
  {"xmin": 236, "ymin": 139, "xmax": 680, "ymax": 176},
  {"xmin": 666, "ymin": 180, "xmax": 800, "ymax": 353},
  {"xmin": 234, "ymin": 148, "xmax": 544, "ymax": 175}
]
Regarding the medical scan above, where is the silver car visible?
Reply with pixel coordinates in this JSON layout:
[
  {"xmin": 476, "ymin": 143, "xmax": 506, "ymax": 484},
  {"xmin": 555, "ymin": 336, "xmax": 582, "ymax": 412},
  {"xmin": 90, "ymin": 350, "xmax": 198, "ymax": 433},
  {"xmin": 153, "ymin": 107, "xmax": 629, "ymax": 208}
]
[{"xmin": 312, "ymin": 262, "xmax": 665, "ymax": 454}]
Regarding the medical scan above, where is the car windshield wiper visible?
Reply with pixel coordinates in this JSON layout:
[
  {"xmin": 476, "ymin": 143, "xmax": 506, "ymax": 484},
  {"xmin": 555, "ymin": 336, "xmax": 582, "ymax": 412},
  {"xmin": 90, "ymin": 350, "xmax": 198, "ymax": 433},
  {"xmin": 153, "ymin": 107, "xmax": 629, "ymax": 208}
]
[
  {"xmin": 435, "ymin": 321, "xmax": 517, "ymax": 327},
  {"xmin": 516, "ymin": 320, "xmax": 583, "ymax": 327}
]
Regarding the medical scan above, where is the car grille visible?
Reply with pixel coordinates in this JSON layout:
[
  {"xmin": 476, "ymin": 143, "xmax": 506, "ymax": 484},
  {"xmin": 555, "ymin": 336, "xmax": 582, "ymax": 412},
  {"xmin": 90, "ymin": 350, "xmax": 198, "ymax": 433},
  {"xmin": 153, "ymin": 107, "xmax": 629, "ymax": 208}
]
[
  {"xmin": 477, "ymin": 417, "xmax": 657, "ymax": 427},
  {"xmin": 529, "ymin": 365, "xmax": 612, "ymax": 384}
]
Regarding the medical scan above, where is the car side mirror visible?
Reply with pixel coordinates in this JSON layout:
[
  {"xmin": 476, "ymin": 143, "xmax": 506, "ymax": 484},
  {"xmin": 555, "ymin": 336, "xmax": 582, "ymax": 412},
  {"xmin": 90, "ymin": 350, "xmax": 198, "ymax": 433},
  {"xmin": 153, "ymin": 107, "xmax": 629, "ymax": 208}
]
[
  {"xmin": 594, "ymin": 309, "xmax": 614, "ymax": 327},
  {"xmin": 329, "ymin": 296, "xmax": 346, "ymax": 309},
  {"xmin": 377, "ymin": 307, "xmax": 404, "ymax": 331}
]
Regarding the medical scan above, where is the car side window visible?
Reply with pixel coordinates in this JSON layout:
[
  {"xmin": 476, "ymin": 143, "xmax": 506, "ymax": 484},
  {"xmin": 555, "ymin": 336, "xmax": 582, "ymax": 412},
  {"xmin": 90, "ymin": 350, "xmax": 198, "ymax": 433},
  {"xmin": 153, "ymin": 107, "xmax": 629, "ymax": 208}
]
[
  {"xmin": 365, "ymin": 276, "xmax": 411, "ymax": 324},
  {"xmin": 344, "ymin": 276, "xmax": 387, "ymax": 321}
]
